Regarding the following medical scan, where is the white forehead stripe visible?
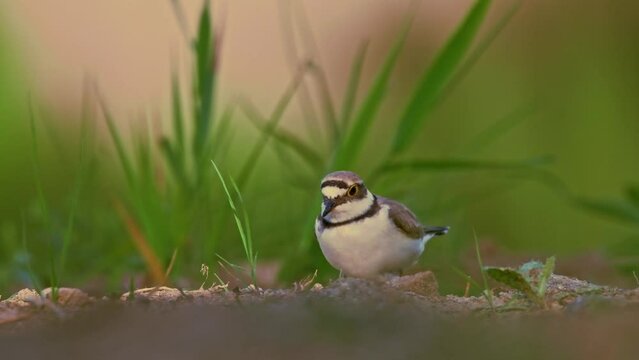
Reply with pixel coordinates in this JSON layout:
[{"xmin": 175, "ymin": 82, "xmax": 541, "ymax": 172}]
[{"xmin": 322, "ymin": 186, "xmax": 347, "ymax": 199}]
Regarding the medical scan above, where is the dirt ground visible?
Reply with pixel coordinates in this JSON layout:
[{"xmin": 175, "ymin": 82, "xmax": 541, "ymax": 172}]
[{"xmin": 2, "ymin": 271, "xmax": 639, "ymax": 359}]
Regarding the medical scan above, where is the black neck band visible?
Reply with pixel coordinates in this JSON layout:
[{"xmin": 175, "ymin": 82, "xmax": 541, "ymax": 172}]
[{"xmin": 320, "ymin": 196, "xmax": 380, "ymax": 228}]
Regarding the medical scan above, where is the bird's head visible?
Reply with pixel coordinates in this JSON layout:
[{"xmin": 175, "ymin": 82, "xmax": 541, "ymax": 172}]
[{"xmin": 319, "ymin": 171, "xmax": 375, "ymax": 223}]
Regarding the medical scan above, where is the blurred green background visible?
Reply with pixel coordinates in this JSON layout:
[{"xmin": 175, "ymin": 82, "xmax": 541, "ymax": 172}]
[{"xmin": 1, "ymin": 0, "xmax": 638, "ymax": 296}]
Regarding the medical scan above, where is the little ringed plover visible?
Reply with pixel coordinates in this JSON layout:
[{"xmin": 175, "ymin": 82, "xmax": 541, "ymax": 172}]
[{"xmin": 315, "ymin": 171, "xmax": 449, "ymax": 278}]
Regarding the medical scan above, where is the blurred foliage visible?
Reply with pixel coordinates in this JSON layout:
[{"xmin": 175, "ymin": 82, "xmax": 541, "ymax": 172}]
[
  {"xmin": 0, "ymin": 0, "xmax": 639, "ymax": 294},
  {"xmin": 576, "ymin": 185, "xmax": 639, "ymax": 275}
]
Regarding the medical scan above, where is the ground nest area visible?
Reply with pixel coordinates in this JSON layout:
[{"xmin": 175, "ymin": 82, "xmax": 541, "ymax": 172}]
[{"xmin": 2, "ymin": 271, "xmax": 639, "ymax": 359}]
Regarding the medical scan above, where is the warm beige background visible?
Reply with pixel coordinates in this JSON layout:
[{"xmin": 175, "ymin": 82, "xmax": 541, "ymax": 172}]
[{"xmin": 6, "ymin": 0, "xmax": 475, "ymax": 119}]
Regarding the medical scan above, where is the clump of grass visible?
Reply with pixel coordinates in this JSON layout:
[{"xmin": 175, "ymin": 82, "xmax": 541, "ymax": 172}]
[
  {"xmin": 27, "ymin": 99, "xmax": 56, "ymax": 299},
  {"xmin": 211, "ymin": 160, "xmax": 258, "ymax": 285},
  {"xmin": 99, "ymin": 0, "xmax": 300, "ymax": 286},
  {"xmin": 264, "ymin": 0, "xmax": 544, "ymax": 280},
  {"xmin": 27, "ymin": 95, "xmax": 90, "ymax": 301},
  {"xmin": 98, "ymin": 0, "xmax": 226, "ymax": 285},
  {"xmin": 5, "ymin": 0, "xmax": 547, "ymax": 291}
]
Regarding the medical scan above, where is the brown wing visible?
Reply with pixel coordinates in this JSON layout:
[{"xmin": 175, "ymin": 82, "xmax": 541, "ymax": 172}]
[{"xmin": 378, "ymin": 196, "xmax": 424, "ymax": 239}]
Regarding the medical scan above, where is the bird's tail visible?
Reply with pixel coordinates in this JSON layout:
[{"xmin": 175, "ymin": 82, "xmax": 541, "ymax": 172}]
[{"xmin": 424, "ymin": 226, "xmax": 449, "ymax": 236}]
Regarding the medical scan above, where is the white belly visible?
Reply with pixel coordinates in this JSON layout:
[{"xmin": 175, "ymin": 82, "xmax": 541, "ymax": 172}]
[{"xmin": 315, "ymin": 206, "xmax": 430, "ymax": 278}]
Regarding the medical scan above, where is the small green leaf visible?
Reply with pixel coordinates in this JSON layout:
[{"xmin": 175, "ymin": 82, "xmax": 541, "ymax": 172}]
[{"xmin": 485, "ymin": 266, "xmax": 542, "ymax": 306}]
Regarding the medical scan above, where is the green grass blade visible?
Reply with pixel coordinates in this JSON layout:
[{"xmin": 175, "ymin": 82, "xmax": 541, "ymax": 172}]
[
  {"xmin": 98, "ymin": 94, "xmax": 135, "ymax": 186},
  {"xmin": 193, "ymin": 0, "xmax": 216, "ymax": 158},
  {"xmin": 134, "ymin": 120, "xmax": 153, "ymax": 187},
  {"xmin": 473, "ymin": 229, "xmax": 494, "ymax": 310},
  {"xmin": 441, "ymin": 0, "xmax": 521, "ymax": 101},
  {"xmin": 278, "ymin": 1, "xmax": 324, "ymax": 146},
  {"xmin": 27, "ymin": 99, "xmax": 50, "ymax": 230},
  {"xmin": 333, "ymin": 11, "xmax": 415, "ymax": 169},
  {"xmin": 266, "ymin": 127, "xmax": 324, "ymax": 170},
  {"xmin": 211, "ymin": 160, "xmax": 237, "ymax": 212},
  {"xmin": 211, "ymin": 104, "xmax": 235, "ymax": 158},
  {"xmin": 239, "ymin": 101, "xmax": 323, "ymax": 170},
  {"xmin": 216, "ymin": 253, "xmax": 247, "ymax": 272},
  {"xmin": 450, "ymin": 265, "xmax": 481, "ymax": 289},
  {"xmin": 49, "ymin": 259, "xmax": 59, "ymax": 302},
  {"xmin": 391, "ymin": 0, "xmax": 492, "ymax": 155},
  {"xmin": 308, "ymin": 63, "xmax": 339, "ymax": 142},
  {"xmin": 60, "ymin": 95, "xmax": 92, "ymax": 275},
  {"xmin": 28, "ymin": 99, "xmax": 59, "ymax": 292},
  {"xmin": 574, "ymin": 197, "xmax": 639, "ymax": 225},
  {"xmin": 231, "ymin": 178, "xmax": 257, "ymax": 283},
  {"xmin": 212, "ymin": 161, "xmax": 257, "ymax": 284},
  {"xmin": 159, "ymin": 138, "xmax": 190, "ymax": 190},
  {"xmin": 379, "ymin": 155, "xmax": 552, "ymax": 174},
  {"xmin": 230, "ymin": 179, "xmax": 252, "ymax": 257},
  {"xmin": 127, "ymin": 276, "xmax": 136, "ymax": 301},
  {"xmin": 21, "ymin": 212, "xmax": 41, "ymax": 291},
  {"xmin": 169, "ymin": 0, "xmax": 190, "ymax": 44},
  {"xmin": 462, "ymin": 103, "xmax": 535, "ymax": 154},
  {"xmin": 171, "ymin": 72, "xmax": 186, "ymax": 158},
  {"xmin": 340, "ymin": 40, "xmax": 369, "ymax": 129},
  {"xmin": 236, "ymin": 68, "xmax": 307, "ymax": 188}
]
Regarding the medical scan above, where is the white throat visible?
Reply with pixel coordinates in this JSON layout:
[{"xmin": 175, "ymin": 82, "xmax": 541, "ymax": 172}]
[{"xmin": 323, "ymin": 191, "xmax": 375, "ymax": 223}]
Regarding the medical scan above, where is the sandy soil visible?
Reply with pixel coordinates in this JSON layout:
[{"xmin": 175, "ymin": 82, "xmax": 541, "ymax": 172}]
[{"xmin": 2, "ymin": 271, "xmax": 639, "ymax": 359}]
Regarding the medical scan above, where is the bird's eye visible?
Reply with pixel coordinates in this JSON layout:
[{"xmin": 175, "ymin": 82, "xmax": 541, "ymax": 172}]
[{"xmin": 348, "ymin": 185, "xmax": 358, "ymax": 196}]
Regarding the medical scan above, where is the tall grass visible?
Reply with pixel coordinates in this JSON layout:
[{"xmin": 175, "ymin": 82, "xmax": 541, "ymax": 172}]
[
  {"xmin": 3, "ymin": 0, "xmax": 556, "ymax": 292},
  {"xmin": 98, "ymin": 1, "xmax": 223, "ymax": 285},
  {"xmin": 27, "ymin": 94, "xmax": 91, "ymax": 299},
  {"xmin": 98, "ymin": 0, "xmax": 300, "ymax": 286},
  {"xmin": 261, "ymin": 0, "xmax": 549, "ymax": 280}
]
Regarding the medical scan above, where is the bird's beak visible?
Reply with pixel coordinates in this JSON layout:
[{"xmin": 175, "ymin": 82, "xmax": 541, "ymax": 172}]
[{"xmin": 322, "ymin": 198, "xmax": 336, "ymax": 218}]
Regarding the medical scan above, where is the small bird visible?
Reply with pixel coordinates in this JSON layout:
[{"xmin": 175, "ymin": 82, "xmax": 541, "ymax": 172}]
[{"xmin": 315, "ymin": 171, "xmax": 449, "ymax": 278}]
